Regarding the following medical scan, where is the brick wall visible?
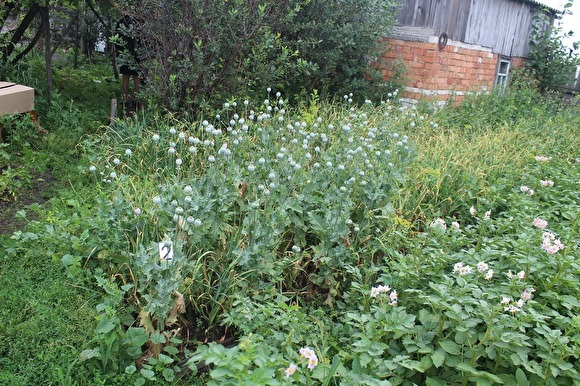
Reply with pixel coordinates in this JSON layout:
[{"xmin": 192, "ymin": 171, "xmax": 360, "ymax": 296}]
[
  {"xmin": 380, "ymin": 38, "xmax": 523, "ymax": 104},
  {"xmin": 511, "ymin": 57, "xmax": 527, "ymax": 69}
]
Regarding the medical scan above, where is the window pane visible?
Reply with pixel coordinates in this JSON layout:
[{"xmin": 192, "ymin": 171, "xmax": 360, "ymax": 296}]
[
  {"xmin": 496, "ymin": 74, "xmax": 507, "ymax": 87},
  {"xmin": 499, "ymin": 61, "xmax": 510, "ymax": 74}
]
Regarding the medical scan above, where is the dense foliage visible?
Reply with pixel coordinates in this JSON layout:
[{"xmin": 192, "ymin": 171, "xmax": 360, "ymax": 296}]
[
  {"xmin": 123, "ymin": 0, "xmax": 399, "ymax": 112},
  {"xmin": 1, "ymin": 65, "xmax": 578, "ymax": 384},
  {"xmin": 1, "ymin": 0, "xmax": 579, "ymax": 380},
  {"xmin": 1, "ymin": 0, "xmax": 400, "ymax": 111},
  {"xmin": 275, "ymin": 0, "xmax": 399, "ymax": 101},
  {"xmin": 526, "ymin": 3, "xmax": 579, "ymax": 93}
]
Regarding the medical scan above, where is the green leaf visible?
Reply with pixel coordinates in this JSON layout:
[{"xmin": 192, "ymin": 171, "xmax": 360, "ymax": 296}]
[
  {"xmin": 164, "ymin": 345, "xmax": 179, "ymax": 355},
  {"xmin": 360, "ymin": 352, "xmax": 372, "ymax": 367},
  {"xmin": 322, "ymin": 355, "xmax": 342, "ymax": 386},
  {"xmin": 140, "ymin": 368, "xmax": 155, "ymax": 379},
  {"xmin": 439, "ymin": 340, "xmax": 461, "ymax": 355},
  {"xmin": 515, "ymin": 368, "xmax": 529, "ymax": 385},
  {"xmin": 134, "ymin": 378, "xmax": 146, "ymax": 386},
  {"xmin": 210, "ymin": 367, "xmax": 233, "ymax": 379},
  {"xmin": 478, "ymin": 371, "xmax": 504, "ymax": 384},
  {"xmin": 418, "ymin": 355, "xmax": 433, "ymax": 372},
  {"xmin": 400, "ymin": 360, "xmax": 423, "ymax": 371},
  {"xmin": 559, "ymin": 295, "xmax": 580, "ymax": 310},
  {"xmin": 162, "ymin": 368, "xmax": 175, "ymax": 382},
  {"xmin": 125, "ymin": 327, "xmax": 149, "ymax": 347},
  {"xmin": 455, "ymin": 362, "xmax": 479, "ymax": 375},
  {"xmin": 61, "ymin": 254, "xmax": 79, "ymax": 266},
  {"xmin": 351, "ymin": 357, "xmax": 362, "ymax": 374},
  {"xmin": 125, "ymin": 365, "xmax": 137, "ymax": 374},
  {"xmin": 96, "ymin": 317, "xmax": 117, "ymax": 334},
  {"xmin": 150, "ymin": 332, "xmax": 167, "ymax": 344},
  {"xmin": 121, "ymin": 283, "xmax": 134, "ymax": 292},
  {"xmin": 557, "ymin": 361, "xmax": 574, "ymax": 371},
  {"xmin": 425, "ymin": 377, "xmax": 444, "ymax": 386},
  {"xmin": 523, "ymin": 359, "xmax": 544, "ymax": 376},
  {"xmin": 308, "ymin": 212, "xmax": 329, "ymax": 235},
  {"xmin": 157, "ymin": 354, "xmax": 173, "ymax": 365},
  {"xmin": 157, "ymin": 353, "xmax": 174, "ymax": 365},
  {"xmin": 444, "ymin": 354, "xmax": 460, "ymax": 367},
  {"xmin": 79, "ymin": 348, "xmax": 100, "ymax": 361},
  {"xmin": 431, "ymin": 349, "xmax": 446, "ymax": 368},
  {"xmin": 312, "ymin": 364, "xmax": 332, "ymax": 380},
  {"xmin": 485, "ymin": 345, "xmax": 496, "ymax": 360}
]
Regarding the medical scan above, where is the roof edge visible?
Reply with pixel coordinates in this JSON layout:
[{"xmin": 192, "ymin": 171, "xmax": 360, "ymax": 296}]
[{"xmin": 523, "ymin": 0, "xmax": 560, "ymax": 13}]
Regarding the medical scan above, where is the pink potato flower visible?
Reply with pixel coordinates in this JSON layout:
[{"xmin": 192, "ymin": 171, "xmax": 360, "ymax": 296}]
[
  {"xmin": 453, "ymin": 262, "xmax": 473, "ymax": 276},
  {"xmin": 476, "ymin": 261, "xmax": 489, "ymax": 272},
  {"xmin": 299, "ymin": 347, "xmax": 318, "ymax": 370},
  {"xmin": 532, "ymin": 218, "xmax": 548, "ymax": 230},
  {"xmin": 541, "ymin": 232, "xmax": 565, "ymax": 254},
  {"xmin": 469, "ymin": 206, "xmax": 477, "ymax": 216},
  {"xmin": 484, "ymin": 269, "xmax": 494, "ymax": 280},
  {"xmin": 284, "ymin": 363, "xmax": 298, "ymax": 378}
]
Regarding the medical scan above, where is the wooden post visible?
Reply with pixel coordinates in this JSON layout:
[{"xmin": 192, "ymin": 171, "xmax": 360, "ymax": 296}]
[{"xmin": 110, "ymin": 98, "xmax": 117, "ymax": 127}]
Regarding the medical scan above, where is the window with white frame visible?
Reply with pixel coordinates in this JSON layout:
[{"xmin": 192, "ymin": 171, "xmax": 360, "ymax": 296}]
[{"xmin": 495, "ymin": 58, "xmax": 511, "ymax": 89}]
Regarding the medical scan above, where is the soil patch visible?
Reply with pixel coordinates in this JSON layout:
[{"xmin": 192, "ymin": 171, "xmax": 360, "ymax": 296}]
[{"xmin": 0, "ymin": 170, "xmax": 53, "ymax": 235}]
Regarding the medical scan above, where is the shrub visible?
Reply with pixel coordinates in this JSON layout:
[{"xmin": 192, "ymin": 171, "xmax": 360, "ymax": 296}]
[
  {"xmin": 276, "ymin": 0, "xmax": 400, "ymax": 103},
  {"xmin": 123, "ymin": 0, "xmax": 399, "ymax": 112},
  {"xmin": 526, "ymin": 6, "xmax": 579, "ymax": 94}
]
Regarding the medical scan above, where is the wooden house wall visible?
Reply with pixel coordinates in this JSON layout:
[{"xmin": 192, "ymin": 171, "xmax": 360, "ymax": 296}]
[
  {"xmin": 395, "ymin": 0, "xmax": 541, "ymax": 57},
  {"xmin": 395, "ymin": 0, "xmax": 471, "ymax": 39},
  {"xmin": 465, "ymin": 0, "xmax": 535, "ymax": 57}
]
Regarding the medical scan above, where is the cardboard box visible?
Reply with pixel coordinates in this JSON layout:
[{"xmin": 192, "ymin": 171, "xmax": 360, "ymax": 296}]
[{"xmin": 0, "ymin": 81, "xmax": 35, "ymax": 114}]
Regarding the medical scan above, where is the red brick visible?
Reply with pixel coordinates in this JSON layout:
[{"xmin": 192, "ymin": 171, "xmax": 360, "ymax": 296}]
[
  {"xmin": 448, "ymin": 59, "xmax": 459, "ymax": 68},
  {"xmin": 408, "ymin": 60, "xmax": 422, "ymax": 68}
]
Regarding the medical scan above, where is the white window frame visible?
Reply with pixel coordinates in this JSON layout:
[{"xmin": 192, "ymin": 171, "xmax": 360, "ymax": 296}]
[{"xmin": 495, "ymin": 57, "xmax": 511, "ymax": 90}]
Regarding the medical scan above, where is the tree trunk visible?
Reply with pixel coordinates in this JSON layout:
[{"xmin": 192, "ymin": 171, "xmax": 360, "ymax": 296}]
[{"xmin": 39, "ymin": 5, "xmax": 52, "ymax": 105}]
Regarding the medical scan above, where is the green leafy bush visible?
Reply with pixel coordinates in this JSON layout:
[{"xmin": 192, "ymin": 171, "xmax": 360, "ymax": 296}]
[
  {"xmin": 127, "ymin": 0, "xmax": 399, "ymax": 112},
  {"xmin": 526, "ymin": 5, "xmax": 579, "ymax": 94},
  {"xmin": 276, "ymin": 0, "xmax": 400, "ymax": 103}
]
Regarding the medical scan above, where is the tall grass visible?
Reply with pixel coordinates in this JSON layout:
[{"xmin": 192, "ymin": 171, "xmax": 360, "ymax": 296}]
[{"xmin": 395, "ymin": 93, "xmax": 580, "ymax": 227}]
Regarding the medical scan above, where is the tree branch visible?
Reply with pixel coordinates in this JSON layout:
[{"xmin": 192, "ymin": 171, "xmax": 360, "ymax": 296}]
[
  {"xmin": 2, "ymin": 4, "xmax": 40, "ymax": 62},
  {"xmin": 10, "ymin": 21, "xmax": 44, "ymax": 65}
]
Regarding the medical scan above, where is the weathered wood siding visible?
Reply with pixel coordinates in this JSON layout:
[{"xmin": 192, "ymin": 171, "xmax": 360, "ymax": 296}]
[
  {"xmin": 396, "ymin": 0, "xmax": 543, "ymax": 57},
  {"xmin": 465, "ymin": 0, "xmax": 535, "ymax": 56},
  {"xmin": 396, "ymin": 0, "xmax": 470, "ymax": 39}
]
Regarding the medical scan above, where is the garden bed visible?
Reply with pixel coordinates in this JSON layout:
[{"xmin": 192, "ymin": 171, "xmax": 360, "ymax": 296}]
[{"xmin": 1, "ymin": 86, "xmax": 578, "ymax": 385}]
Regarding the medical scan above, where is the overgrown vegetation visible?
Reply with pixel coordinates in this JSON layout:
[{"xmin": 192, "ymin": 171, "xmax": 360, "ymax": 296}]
[
  {"xmin": 1, "ymin": 58, "xmax": 578, "ymax": 384},
  {"xmin": 131, "ymin": 0, "xmax": 399, "ymax": 111},
  {"xmin": 526, "ymin": 2, "xmax": 579, "ymax": 93},
  {"xmin": 2, "ymin": 0, "xmax": 400, "ymax": 113},
  {"xmin": 1, "ymin": 3, "xmax": 579, "ymax": 383},
  {"xmin": 0, "ymin": 57, "xmax": 117, "ymax": 386}
]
